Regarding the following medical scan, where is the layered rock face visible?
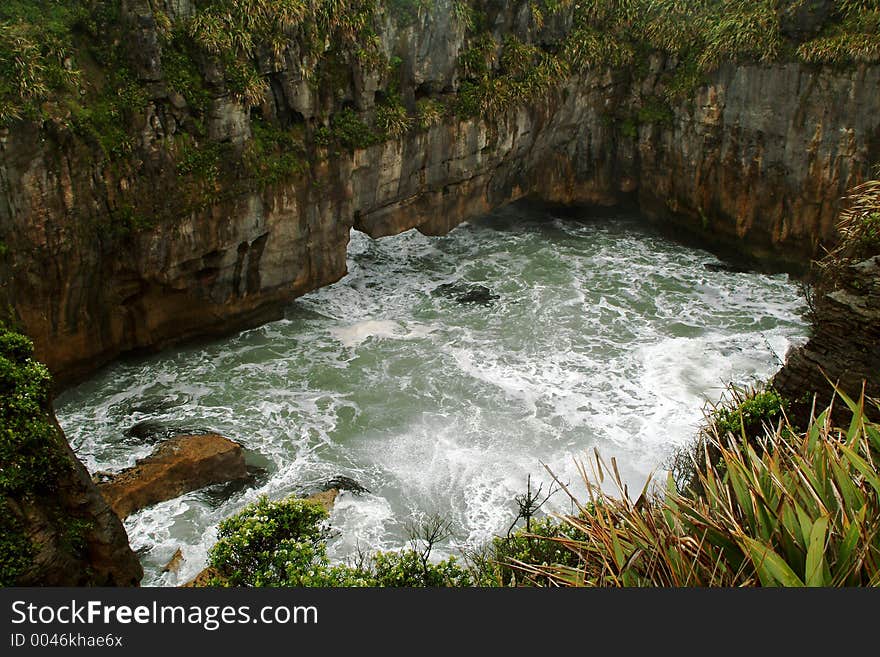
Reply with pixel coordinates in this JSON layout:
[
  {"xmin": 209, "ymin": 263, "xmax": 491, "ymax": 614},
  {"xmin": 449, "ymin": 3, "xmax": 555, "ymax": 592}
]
[
  {"xmin": 1, "ymin": 1, "xmax": 878, "ymax": 387},
  {"xmin": 775, "ymin": 256, "xmax": 880, "ymax": 422}
]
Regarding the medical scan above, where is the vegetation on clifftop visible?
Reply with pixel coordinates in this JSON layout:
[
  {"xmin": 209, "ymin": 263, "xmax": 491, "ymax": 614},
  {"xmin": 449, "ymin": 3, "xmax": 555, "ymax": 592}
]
[{"xmin": 1, "ymin": 1, "xmax": 877, "ymax": 238}]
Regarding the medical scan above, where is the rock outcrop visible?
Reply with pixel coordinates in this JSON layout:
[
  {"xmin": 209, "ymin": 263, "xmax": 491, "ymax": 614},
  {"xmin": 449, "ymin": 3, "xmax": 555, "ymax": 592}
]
[
  {"xmin": 775, "ymin": 256, "xmax": 880, "ymax": 423},
  {"xmin": 1, "ymin": 1, "xmax": 877, "ymax": 386},
  {"xmin": 97, "ymin": 434, "xmax": 249, "ymax": 518}
]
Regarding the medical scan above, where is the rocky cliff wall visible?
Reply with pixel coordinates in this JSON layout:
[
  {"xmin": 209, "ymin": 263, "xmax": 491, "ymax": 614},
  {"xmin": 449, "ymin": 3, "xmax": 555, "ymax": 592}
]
[
  {"xmin": 1, "ymin": 1, "xmax": 878, "ymax": 385},
  {"xmin": 775, "ymin": 255, "xmax": 880, "ymax": 423}
]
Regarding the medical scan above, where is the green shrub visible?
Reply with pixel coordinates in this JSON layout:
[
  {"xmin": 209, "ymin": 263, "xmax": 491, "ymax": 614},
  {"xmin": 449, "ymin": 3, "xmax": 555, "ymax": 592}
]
[
  {"xmin": 369, "ymin": 550, "xmax": 472, "ymax": 587},
  {"xmin": 0, "ymin": 0, "xmax": 83, "ymax": 124},
  {"xmin": 0, "ymin": 512, "xmax": 34, "ymax": 586},
  {"xmin": 479, "ymin": 516, "xmax": 587, "ymax": 586},
  {"xmin": 375, "ymin": 98, "xmax": 412, "ymax": 139},
  {"xmin": 0, "ymin": 328, "xmax": 70, "ymax": 585},
  {"xmin": 415, "ymin": 98, "xmax": 445, "ymax": 129},
  {"xmin": 0, "ymin": 329, "xmax": 66, "ymax": 497},
  {"xmin": 330, "ymin": 107, "xmax": 380, "ymax": 150},
  {"xmin": 208, "ymin": 497, "xmax": 332, "ymax": 586},
  {"xmin": 711, "ymin": 386, "xmax": 788, "ymax": 441},
  {"xmin": 206, "ymin": 495, "xmax": 475, "ymax": 587}
]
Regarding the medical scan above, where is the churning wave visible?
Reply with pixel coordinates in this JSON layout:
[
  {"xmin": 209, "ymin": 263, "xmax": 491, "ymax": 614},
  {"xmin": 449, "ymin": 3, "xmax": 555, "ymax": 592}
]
[{"xmin": 56, "ymin": 206, "xmax": 808, "ymax": 585}]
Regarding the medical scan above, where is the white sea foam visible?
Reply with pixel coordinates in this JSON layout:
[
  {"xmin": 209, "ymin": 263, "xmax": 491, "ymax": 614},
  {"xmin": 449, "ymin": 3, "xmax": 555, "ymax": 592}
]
[{"xmin": 55, "ymin": 210, "xmax": 809, "ymax": 585}]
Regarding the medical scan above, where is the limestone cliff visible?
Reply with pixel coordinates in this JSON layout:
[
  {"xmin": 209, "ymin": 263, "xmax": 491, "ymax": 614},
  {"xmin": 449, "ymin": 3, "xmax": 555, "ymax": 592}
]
[
  {"xmin": 775, "ymin": 255, "xmax": 880, "ymax": 422},
  {"xmin": 0, "ymin": 1, "xmax": 877, "ymax": 385}
]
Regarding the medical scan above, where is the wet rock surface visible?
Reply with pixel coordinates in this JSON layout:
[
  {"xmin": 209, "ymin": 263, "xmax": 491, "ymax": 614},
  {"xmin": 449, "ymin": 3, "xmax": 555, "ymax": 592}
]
[
  {"xmin": 97, "ymin": 434, "xmax": 249, "ymax": 518},
  {"xmin": 433, "ymin": 282, "xmax": 501, "ymax": 305}
]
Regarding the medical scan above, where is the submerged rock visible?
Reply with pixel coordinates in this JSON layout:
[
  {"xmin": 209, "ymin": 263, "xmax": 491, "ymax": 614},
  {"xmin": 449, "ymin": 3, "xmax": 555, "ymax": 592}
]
[
  {"xmin": 321, "ymin": 475, "xmax": 369, "ymax": 495},
  {"xmin": 123, "ymin": 419, "xmax": 211, "ymax": 444},
  {"xmin": 433, "ymin": 282, "xmax": 500, "ymax": 306},
  {"xmin": 97, "ymin": 434, "xmax": 249, "ymax": 518},
  {"xmin": 703, "ymin": 262, "xmax": 751, "ymax": 274}
]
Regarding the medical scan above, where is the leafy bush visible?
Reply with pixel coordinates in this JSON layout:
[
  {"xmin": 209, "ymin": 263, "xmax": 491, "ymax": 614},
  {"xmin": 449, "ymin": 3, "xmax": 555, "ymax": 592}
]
[
  {"xmin": 0, "ymin": 327, "xmax": 70, "ymax": 585},
  {"xmin": 415, "ymin": 98, "xmax": 445, "ymax": 129},
  {"xmin": 208, "ymin": 496, "xmax": 339, "ymax": 586},
  {"xmin": 207, "ymin": 496, "xmax": 474, "ymax": 587},
  {"xmin": 711, "ymin": 386, "xmax": 788, "ymax": 441},
  {"xmin": 0, "ymin": 329, "xmax": 66, "ymax": 497},
  {"xmin": 0, "ymin": 513, "xmax": 34, "ymax": 586},
  {"xmin": 478, "ymin": 516, "xmax": 588, "ymax": 586},
  {"xmin": 329, "ymin": 107, "xmax": 380, "ymax": 150},
  {"xmin": 375, "ymin": 98, "xmax": 413, "ymax": 139}
]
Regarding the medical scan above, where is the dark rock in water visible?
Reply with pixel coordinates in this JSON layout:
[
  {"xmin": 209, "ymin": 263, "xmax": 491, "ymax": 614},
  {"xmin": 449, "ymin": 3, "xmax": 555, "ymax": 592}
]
[
  {"xmin": 123, "ymin": 420, "xmax": 210, "ymax": 444},
  {"xmin": 456, "ymin": 286, "xmax": 500, "ymax": 305},
  {"xmin": 704, "ymin": 262, "xmax": 751, "ymax": 274},
  {"xmin": 97, "ymin": 434, "xmax": 249, "ymax": 518},
  {"xmin": 321, "ymin": 475, "xmax": 369, "ymax": 495},
  {"xmin": 433, "ymin": 282, "xmax": 500, "ymax": 305},
  {"xmin": 199, "ymin": 464, "xmax": 268, "ymax": 507}
]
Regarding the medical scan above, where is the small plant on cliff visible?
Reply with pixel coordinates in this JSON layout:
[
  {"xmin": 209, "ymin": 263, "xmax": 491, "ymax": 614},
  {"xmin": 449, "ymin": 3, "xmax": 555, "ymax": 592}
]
[
  {"xmin": 375, "ymin": 97, "xmax": 413, "ymax": 139},
  {"xmin": 710, "ymin": 385, "xmax": 788, "ymax": 442},
  {"xmin": 670, "ymin": 383, "xmax": 789, "ymax": 495},
  {"xmin": 415, "ymin": 98, "xmax": 445, "ymax": 129}
]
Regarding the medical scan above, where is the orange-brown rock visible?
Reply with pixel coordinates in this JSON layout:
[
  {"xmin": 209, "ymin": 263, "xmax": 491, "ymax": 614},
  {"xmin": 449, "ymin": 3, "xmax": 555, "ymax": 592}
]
[{"xmin": 98, "ymin": 434, "xmax": 248, "ymax": 518}]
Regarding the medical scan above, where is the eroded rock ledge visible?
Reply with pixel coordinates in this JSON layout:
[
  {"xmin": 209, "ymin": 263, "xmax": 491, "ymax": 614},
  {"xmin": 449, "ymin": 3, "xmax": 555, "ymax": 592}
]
[
  {"xmin": 97, "ymin": 434, "xmax": 249, "ymax": 519},
  {"xmin": 775, "ymin": 256, "xmax": 880, "ymax": 422}
]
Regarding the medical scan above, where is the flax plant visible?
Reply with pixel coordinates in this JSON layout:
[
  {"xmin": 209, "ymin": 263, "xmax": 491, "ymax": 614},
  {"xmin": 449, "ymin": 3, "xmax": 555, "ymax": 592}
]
[{"xmin": 512, "ymin": 389, "xmax": 880, "ymax": 587}]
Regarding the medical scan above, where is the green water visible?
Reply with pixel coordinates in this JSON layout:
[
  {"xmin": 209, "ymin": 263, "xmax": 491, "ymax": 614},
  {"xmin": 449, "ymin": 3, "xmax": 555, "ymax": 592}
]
[{"xmin": 56, "ymin": 204, "xmax": 809, "ymax": 585}]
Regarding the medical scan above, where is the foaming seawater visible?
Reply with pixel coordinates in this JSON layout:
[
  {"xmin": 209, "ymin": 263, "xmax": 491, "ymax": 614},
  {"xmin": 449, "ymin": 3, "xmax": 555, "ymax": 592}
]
[{"xmin": 55, "ymin": 206, "xmax": 809, "ymax": 585}]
